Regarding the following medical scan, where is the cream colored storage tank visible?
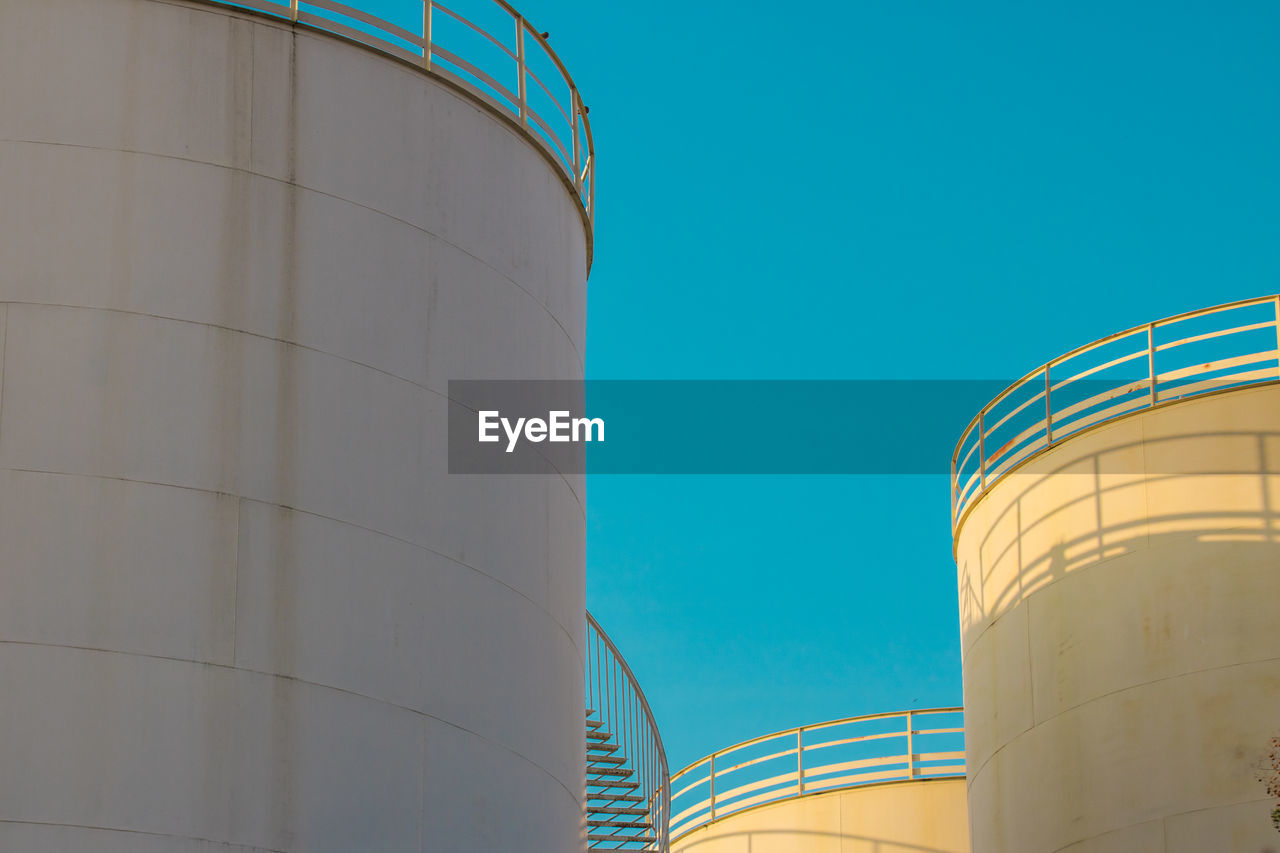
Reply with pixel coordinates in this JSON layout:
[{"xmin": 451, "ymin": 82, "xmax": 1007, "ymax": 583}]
[
  {"xmin": 0, "ymin": 0, "xmax": 589, "ymax": 850},
  {"xmin": 952, "ymin": 296, "xmax": 1280, "ymax": 852},
  {"xmin": 669, "ymin": 709, "xmax": 970, "ymax": 853}
]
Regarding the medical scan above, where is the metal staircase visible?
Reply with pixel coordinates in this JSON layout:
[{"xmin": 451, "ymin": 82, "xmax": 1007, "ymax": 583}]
[
  {"xmin": 586, "ymin": 708, "xmax": 658, "ymax": 849},
  {"xmin": 585, "ymin": 614, "xmax": 669, "ymax": 852}
]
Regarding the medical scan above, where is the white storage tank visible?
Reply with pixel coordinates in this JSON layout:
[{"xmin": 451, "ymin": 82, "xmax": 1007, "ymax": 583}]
[
  {"xmin": 0, "ymin": 0, "xmax": 590, "ymax": 849},
  {"xmin": 953, "ymin": 297, "xmax": 1280, "ymax": 852}
]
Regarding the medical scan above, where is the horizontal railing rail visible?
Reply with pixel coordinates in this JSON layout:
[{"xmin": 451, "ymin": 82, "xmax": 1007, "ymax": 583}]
[
  {"xmin": 668, "ymin": 707, "xmax": 965, "ymax": 841},
  {"xmin": 213, "ymin": 0, "xmax": 594, "ymax": 235},
  {"xmin": 587, "ymin": 612, "xmax": 671, "ymax": 851},
  {"xmin": 952, "ymin": 295, "xmax": 1280, "ymax": 534}
]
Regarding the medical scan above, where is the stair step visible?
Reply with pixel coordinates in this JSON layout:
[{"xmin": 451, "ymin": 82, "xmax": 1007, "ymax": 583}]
[
  {"xmin": 586, "ymin": 814, "xmax": 650, "ymax": 824},
  {"xmin": 588, "ymin": 743, "xmax": 620, "ymax": 756},
  {"xmin": 587, "ymin": 788, "xmax": 644, "ymax": 799},
  {"xmin": 588, "ymin": 774, "xmax": 638, "ymax": 784},
  {"xmin": 589, "ymin": 805, "xmax": 648, "ymax": 816},
  {"xmin": 587, "ymin": 779, "xmax": 640, "ymax": 791},
  {"xmin": 588, "ymin": 833, "xmax": 656, "ymax": 843},
  {"xmin": 588, "ymin": 767, "xmax": 632, "ymax": 778},
  {"xmin": 588, "ymin": 754, "xmax": 627, "ymax": 766},
  {"xmin": 591, "ymin": 788, "xmax": 650, "ymax": 799},
  {"xmin": 585, "ymin": 730, "xmax": 612, "ymax": 741}
]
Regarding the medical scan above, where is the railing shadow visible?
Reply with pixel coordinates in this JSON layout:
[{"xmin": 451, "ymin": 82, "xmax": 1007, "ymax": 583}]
[{"xmin": 958, "ymin": 428, "xmax": 1280, "ymax": 641}]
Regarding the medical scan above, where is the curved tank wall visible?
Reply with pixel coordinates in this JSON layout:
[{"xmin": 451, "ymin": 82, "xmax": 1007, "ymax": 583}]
[
  {"xmin": 955, "ymin": 383, "xmax": 1280, "ymax": 852},
  {"xmin": 0, "ymin": 0, "xmax": 586, "ymax": 851},
  {"xmin": 671, "ymin": 778, "xmax": 971, "ymax": 853}
]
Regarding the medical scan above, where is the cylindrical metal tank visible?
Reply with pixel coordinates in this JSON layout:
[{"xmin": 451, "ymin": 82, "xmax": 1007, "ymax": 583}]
[
  {"xmin": 671, "ymin": 778, "xmax": 971, "ymax": 853},
  {"xmin": 669, "ymin": 709, "xmax": 970, "ymax": 853},
  {"xmin": 0, "ymin": 0, "xmax": 587, "ymax": 850},
  {"xmin": 953, "ymin": 298, "xmax": 1280, "ymax": 852}
]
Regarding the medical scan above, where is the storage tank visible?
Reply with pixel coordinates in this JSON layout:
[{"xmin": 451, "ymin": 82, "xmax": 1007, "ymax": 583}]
[
  {"xmin": 952, "ymin": 296, "xmax": 1280, "ymax": 852},
  {"xmin": 669, "ymin": 708, "xmax": 970, "ymax": 853},
  {"xmin": 0, "ymin": 0, "xmax": 590, "ymax": 850}
]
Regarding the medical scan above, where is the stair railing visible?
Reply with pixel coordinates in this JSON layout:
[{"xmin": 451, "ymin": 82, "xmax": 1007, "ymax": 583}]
[{"xmin": 585, "ymin": 612, "xmax": 670, "ymax": 851}]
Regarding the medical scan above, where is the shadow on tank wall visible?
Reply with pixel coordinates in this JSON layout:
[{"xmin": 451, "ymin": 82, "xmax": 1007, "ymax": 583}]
[
  {"xmin": 954, "ymin": 385, "xmax": 1280, "ymax": 851},
  {"xmin": 958, "ymin": 428, "xmax": 1280, "ymax": 635}
]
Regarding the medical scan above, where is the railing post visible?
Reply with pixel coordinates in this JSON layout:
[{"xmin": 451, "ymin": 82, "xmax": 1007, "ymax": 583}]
[
  {"xmin": 708, "ymin": 754, "xmax": 716, "ymax": 823},
  {"xmin": 906, "ymin": 712, "xmax": 915, "ymax": 779},
  {"xmin": 1274, "ymin": 296, "xmax": 1280, "ymax": 379},
  {"xmin": 289, "ymin": 0, "xmax": 298, "ymax": 23},
  {"xmin": 1147, "ymin": 323, "xmax": 1157, "ymax": 406},
  {"xmin": 422, "ymin": 0, "xmax": 432, "ymax": 70},
  {"xmin": 515, "ymin": 17, "xmax": 528, "ymax": 126},
  {"xmin": 978, "ymin": 410, "xmax": 987, "ymax": 491},
  {"xmin": 1044, "ymin": 365, "xmax": 1053, "ymax": 445},
  {"xmin": 950, "ymin": 450, "xmax": 957, "ymax": 528},
  {"xmin": 571, "ymin": 88, "xmax": 583, "ymax": 189},
  {"xmin": 796, "ymin": 728, "xmax": 804, "ymax": 796}
]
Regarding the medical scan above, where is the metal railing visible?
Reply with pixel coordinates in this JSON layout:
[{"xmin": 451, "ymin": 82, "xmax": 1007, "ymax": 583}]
[
  {"xmin": 216, "ymin": 0, "xmax": 594, "ymax": 227},
  {"xmin": 668, "ymin": 708, "xmax": 965, "ymax": 841},
  {"xmin": 952, "ymin": 295, "xmax": 1280, "ymax": 533},
  {"xmin": 586, "ymin": 613, "xmax": 670, "ymax": 852}
]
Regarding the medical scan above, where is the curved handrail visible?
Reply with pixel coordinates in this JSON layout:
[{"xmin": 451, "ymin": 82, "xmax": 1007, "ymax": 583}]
[
  {"xmin": 586, "ymin": 612, "xmax": 671, "ymax": 851},
  {"xmin": 213, "ymin": 0, "xmax": 595, "ymax": 258},
  {"xmin": 668, "ymin": 707, "xmax": 965, "ymax": 841},
  {"xmin": 952, "ymin": 295, "xmax": 1280, "ymax": 537}
]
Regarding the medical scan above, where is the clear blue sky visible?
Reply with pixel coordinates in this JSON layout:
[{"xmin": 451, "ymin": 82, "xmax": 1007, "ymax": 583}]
[{"xmin": 363, "ymin": 0, "xmax": 1280, "ymax": 771}]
